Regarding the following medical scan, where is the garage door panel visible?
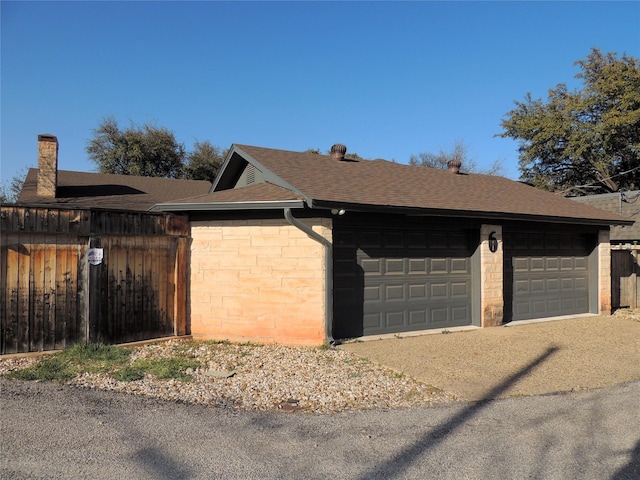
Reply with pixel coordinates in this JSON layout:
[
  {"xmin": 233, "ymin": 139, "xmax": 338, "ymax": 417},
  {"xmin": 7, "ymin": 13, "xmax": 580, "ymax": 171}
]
[
  {"xmin": 409, "ymin": 310, "xmax": 427, "ymax": 326},
  {"xmin": 561, "ymin": 257, "xmax": 576, "ymax": 269},
  {"xmin": 547, "ymin": 279, "xmax": 560, "ymax": 291},
  {"xmin": 385, "ymin": 232, "xmax": 404, "ymax": 247},
  {"xmin": 364, "ymin": 285, "xmax": 381, "ymax": 301},
  {"xmin": 451, "ymin": 281, "xmax": 469, "ymax": 297},
  {"xmin": 514, "ymin": 258, "xmax": 529, "ymax": 271},
  {"xmin": 409, "ymin": 259, "xmax": 428, "ymax": 273},
  {"xmin": 546, "ymin": 299, "xmax": 560, "ymax": 313},
  {"xmin": 574, "ymin": 257, "xmax": 588, "ymax": 269},
  {"xmin": 515, "ymin": 279, "xmax": 529, "ymax": 293},
  {"xmin": 430, "ymin": 283, "xmax": 448, "ymax": 298},
  {"xmin": 507, "ymin": 232, "xmax": 593, "ymax": 322},
  {"xmin": 361, "ymin": 258, "xmax": 382, "ymax": 274},
  {"xmin": 561, "ymin": 277, "xmax": 574, "ymax": 290},
  {"xmin": 531, "ymin": 258, "xmax": 545, "ymax": 271},
  {"xmin": 515, "ymin": 302, "xmax": 530, "ymax": 316},
  {"xmin": 408, "ymin": 232, "xmax": 427, "ymax": 247},
  {"xmin": 450, "ymin": 258, "xmax": 470, "ymax": 273},
  {"xmin": 385, "ymin": 258, "xmax": 404, "ymax": 274},
  {"xmin": 429, "ymin": 309, "xmax": 447, "ymax": 324},
  {"xmin": 531, "ymin": 279, "xmax": 545, "ymax": 292},
  {"xmin": 385, "ymin": 284, "xmax": 405, "ymax": 301},
  {"xmin": 429, "ymin": 258, "xmax": 448, "ymax": 274},
  {"xmin": 451, "ymin": 305, "xmax": 470, "ymax": 322},
  {"xmin": 363, "ymin": 313, "xmax": 382, "ymax": 330},
  {"xmin": 576, "ymin": 297, "xmax": 589, "ymax": 309},
  {"xmin": 334, "ymin": 225, "xmax": 474, "ymax": 337},
  {"xmin": 575, "ymin": 277, "xmax": 588, "ymax": 289},
  {"xmin": 385, "ymin": 312, "xmax": 405, "ymax": 327},
  {"xmin": 534, "ymin": 300, "xmax": 550, "ymax": 314},
  {"xmin": 409, "ymin": 284, "xmax": 427, "ymax": 299},
  {"xmin": 546, "ymin": 258, "xmax": 559, "ymax": 270},
  {"xmin": 429, "ymin": 232, "xmax": 448, "ymax": 248},
  {"xmin": 361, "ymin": 231, "xmax": 382, "ymax": 247}
]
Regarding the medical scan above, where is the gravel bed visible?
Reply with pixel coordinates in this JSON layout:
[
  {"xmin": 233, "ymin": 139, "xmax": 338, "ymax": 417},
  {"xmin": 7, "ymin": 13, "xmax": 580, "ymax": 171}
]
[{"xmin": 0, "ymin": 341, "xmax": 455, "ymax": 413}]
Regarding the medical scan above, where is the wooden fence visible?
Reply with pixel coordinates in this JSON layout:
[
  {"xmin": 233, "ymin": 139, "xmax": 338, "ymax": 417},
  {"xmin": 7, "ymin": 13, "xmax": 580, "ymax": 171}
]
[
  {"xmin": 611, "ymin": 246, "xmax": 640, "ymax": 310},
  {"xmin": 1, "ymin": 206, "xmax": 189, "ymax": 355}
]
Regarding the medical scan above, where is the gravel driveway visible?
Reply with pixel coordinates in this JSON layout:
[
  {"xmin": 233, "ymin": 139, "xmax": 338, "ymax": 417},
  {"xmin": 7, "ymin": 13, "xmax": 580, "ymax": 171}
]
[
  {"xmin": 341, "ymin": 311, "xmax": 640, "ymax": 401},
  {"xmin": 1, "ymin": 310, "xmax": 639, "ymax": 411}
]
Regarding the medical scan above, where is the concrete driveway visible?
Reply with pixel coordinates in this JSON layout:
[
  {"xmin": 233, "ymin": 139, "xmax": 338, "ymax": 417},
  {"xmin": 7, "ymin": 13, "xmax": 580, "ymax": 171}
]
[{"xmin": 339, "ymin": 313, "xmax": 640, "ymax": 401}]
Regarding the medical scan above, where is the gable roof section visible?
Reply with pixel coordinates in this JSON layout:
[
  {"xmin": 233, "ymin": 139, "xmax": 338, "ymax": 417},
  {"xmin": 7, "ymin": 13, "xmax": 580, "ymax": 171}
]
[
  {"xmin": 571, "ymin": 191, "xmax": 640, "ymax": 241},
  {"xmin": 154, "ymin": 144, "xmax": 632, "ymax": 226},
  {"xmin": 17, "ymin": 168, "xmax": 212, "ymax": 212}
]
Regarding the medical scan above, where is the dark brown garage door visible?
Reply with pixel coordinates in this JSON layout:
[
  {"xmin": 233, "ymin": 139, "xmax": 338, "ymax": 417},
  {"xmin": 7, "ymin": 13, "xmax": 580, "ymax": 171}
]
[
  {"xmin": 333, "ymin": 225, "xmax": 475, "ymax": 338},
  {"xmin": 504, "ymin": 231, "xmax": 594, "ymax": 321}
]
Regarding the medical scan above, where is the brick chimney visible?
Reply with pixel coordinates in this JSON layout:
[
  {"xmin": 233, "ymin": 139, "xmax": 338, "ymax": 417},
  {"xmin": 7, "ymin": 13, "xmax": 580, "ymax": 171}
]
[{"xmin": 37, "ymin": 134, "xmax": 58, "ymax": 197}]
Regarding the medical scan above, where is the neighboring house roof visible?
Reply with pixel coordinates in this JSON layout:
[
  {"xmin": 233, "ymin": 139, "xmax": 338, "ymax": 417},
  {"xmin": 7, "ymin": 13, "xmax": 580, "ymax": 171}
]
[
  {"xmin": 153, "ymin": 144, "xmax": 631, "ymax": 227},
  {"xmin": 165, "ymin": 182, "xmax": 305, "ymax": 210},
  {"xmin": 17, "ymin": 168, "xmax": 212, "ymax": 212},
  {"xmin": 571, "ymin": 191, "xmax": 640, "ymax": 241}
]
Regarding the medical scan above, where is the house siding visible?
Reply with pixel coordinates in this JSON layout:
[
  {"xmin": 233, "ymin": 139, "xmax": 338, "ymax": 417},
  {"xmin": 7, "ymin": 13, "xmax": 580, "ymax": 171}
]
[{"xmin": 189, "ymin": 218, "xmax": 330, "ymax": 345}]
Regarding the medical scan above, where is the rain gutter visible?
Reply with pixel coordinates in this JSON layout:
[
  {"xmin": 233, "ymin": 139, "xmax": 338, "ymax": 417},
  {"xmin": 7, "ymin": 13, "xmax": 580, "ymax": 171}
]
[
  {"xmin": 150, "ymin": 200, "xmax": 305, "ymax": 212},
  {"xmin": 284, "ymin": 208, "xmax": 336, "ymax": 346}
]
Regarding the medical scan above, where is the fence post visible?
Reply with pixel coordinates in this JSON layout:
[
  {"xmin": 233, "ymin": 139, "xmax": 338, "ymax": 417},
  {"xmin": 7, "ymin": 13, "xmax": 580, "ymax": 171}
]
[
  {"xmin": 632, "ymin": 248, "xmax": 638, "ymax": 309},
  {"xmin": 87, "ymin": 237, "xmax": 103, "ymax": 343},
  {"xmin": 174, "ymin": 237, "xmax": 188, "ymax": 336}
]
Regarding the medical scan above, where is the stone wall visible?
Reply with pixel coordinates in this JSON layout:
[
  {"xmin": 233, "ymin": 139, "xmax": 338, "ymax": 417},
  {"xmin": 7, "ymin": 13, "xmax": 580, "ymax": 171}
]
[
  {"xmin": 480, "ymin": 224, "xmax": 504, "ymax": 327},
  {"xmin": 189, "ymin": 218, "xmax": 330, "ymax": 345},
  {"xmin": 598, "ymin": 229, "xmax": 612, "ymax": 313}
]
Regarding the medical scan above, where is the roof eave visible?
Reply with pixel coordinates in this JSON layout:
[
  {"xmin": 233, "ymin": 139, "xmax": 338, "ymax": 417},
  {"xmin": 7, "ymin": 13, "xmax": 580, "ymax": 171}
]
[
  {"xmin": 308, "ymin": 199, "xmax": 633, "ymax": 226},
  {"xmin": 150, "ymin": 199, "xmax": 306, "ymax": 212}
]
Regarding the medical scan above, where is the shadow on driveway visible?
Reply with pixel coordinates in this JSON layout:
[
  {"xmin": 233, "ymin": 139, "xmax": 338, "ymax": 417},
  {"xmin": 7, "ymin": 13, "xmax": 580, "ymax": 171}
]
[{"xmin": 356, "ymin": 345, "xmax": 560, "ymax": 480}]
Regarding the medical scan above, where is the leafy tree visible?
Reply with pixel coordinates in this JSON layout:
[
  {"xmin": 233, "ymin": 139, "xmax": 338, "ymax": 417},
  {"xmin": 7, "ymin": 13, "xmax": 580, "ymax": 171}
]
[
  {"xmin": 498, "ymin": 48, "xmax": 640, "ymax": 195},
  {"xmin": 409, "ymin": 140, "xmax": 503, "ymax": 175},
  {"xmin": 184, "ymin": 140, "xmax": 226, "ymax": 182},
  {"xmin": 87, "ymin": 117, "xmax": 186, "ymax": 178},
  {"xmin": 0, "ymin": 168, "xmax": 28, "ymax": 204}
]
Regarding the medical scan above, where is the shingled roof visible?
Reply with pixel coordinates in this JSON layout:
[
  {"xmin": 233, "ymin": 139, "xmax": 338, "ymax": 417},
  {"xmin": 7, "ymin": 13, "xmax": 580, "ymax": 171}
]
[
  {"xmin": 571, "ymin": 191, "xmax": 640, "ymax": 241},
  {"xmin": 153, "ymin": 144, "xmax": 631, "ymax": 226},
  {"xmin": 17, "ymin": 168, "xmax": 212, "ymax": 212}
]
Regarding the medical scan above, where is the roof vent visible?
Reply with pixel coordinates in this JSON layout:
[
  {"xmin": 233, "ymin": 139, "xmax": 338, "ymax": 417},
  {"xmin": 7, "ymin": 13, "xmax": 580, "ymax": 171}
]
[
  {"xmin": 330, "ymin": 144, "xmax": 347, "ymax": 161},
  {"xmin": 447, "ymin": 158, "xmax": 462, "ymax": 174}
]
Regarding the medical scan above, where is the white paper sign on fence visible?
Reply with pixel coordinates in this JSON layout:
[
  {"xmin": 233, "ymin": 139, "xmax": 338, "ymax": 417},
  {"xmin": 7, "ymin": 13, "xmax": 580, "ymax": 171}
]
[{"xmin": 88, "ymin": 248, "xmax": 104, "ymax": 265}]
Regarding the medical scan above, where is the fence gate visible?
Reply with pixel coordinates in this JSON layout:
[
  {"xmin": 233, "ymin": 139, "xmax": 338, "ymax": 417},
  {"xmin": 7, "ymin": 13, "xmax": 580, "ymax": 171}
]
[
  {"xmin": 611, "ymin": 248, "xmax": 640, "ymax": 310},
  {"xmin": 1, "ymin": 206, "xmax": 189, "ymax": 355}
]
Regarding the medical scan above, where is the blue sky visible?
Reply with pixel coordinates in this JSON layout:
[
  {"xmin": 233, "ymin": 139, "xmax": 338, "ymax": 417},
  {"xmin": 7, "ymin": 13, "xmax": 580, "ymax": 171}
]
[{"xmin": 2, "ymin": 1, "xmax": 639, "ymax": 185}]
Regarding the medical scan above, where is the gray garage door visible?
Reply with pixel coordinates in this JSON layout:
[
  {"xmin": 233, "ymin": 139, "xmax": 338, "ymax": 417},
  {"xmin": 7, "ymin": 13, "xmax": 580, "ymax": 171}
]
[
  {"xmin": 505, "ymin": 231, "xmax": 593, "ymax": 321},
  {"xmin": 333, "ymin": 225, "xmax": 474, "ymax": 338}
]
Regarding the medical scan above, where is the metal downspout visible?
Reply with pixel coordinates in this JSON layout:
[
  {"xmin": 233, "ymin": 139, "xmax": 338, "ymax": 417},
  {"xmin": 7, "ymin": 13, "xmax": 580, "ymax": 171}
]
[{"xmin": 284, "ymin": 208, "xmax": 336, "ymax": 345}]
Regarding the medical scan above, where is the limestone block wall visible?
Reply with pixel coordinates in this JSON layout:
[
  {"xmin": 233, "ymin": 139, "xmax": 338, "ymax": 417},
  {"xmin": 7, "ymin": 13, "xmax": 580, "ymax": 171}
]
[
  {"xmin": 189, "ymin": 217, "xmax": 331, "ymax": 345},
  {"xmin": 480, "ymin": 225, "xmax": 504, "ymax": 327},
  {"xmin": 598, "ymin": 229, "xmax": 612, "ymax": 314}
]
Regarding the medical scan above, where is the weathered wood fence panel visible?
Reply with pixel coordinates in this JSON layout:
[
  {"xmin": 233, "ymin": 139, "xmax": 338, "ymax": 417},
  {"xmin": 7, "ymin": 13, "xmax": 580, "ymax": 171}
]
[
  {"xmin": 611, "ymin": 248, "xmax": 640, "ymax": 309},
  {"xmin": 1, "ymin": 206, "xmax": 189, "ymax": 355}
]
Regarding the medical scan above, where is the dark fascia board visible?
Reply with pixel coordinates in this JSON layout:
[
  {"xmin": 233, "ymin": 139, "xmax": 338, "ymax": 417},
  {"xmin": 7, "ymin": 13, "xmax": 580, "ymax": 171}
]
[
  {"xmin": 308, "ymin": 199, "xmax": 634, "ymax": 227},
  {"xmin": 212, "ymin": 145, "xmax": 311, "ymax": 202},
  {"xmin": 150, "ymin": 199, "xmax": 306, "ymax": 212}
]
